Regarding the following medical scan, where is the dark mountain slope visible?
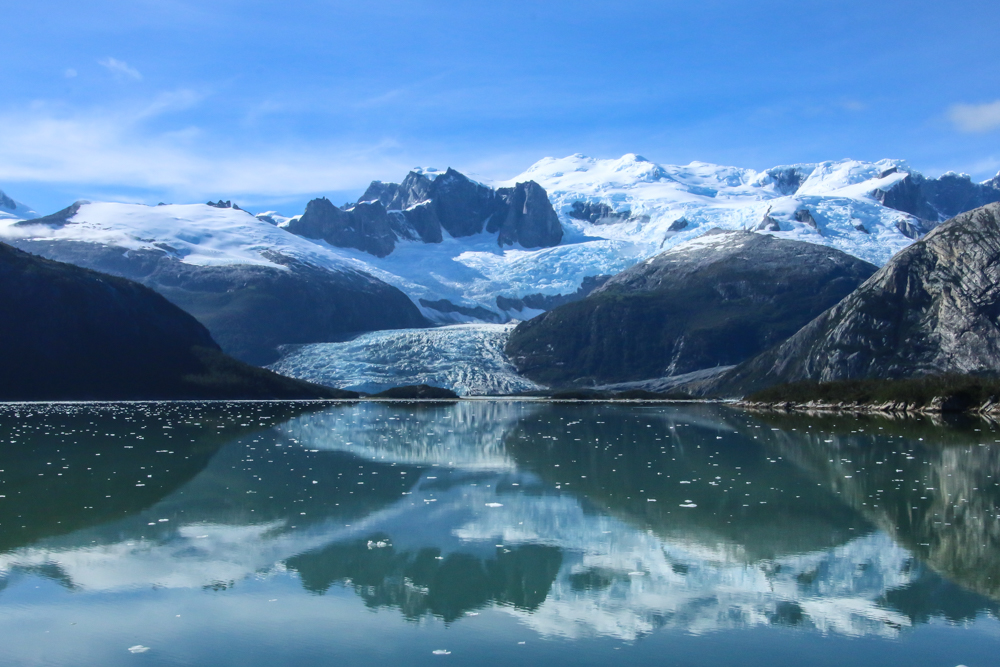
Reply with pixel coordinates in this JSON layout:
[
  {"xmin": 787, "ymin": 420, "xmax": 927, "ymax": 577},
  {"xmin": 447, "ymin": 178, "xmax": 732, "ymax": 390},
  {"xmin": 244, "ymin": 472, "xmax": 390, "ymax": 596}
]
[
  {"xmin": 505, "ymin": 231, "xmax": 877, "ymax": 387},
  {"xmin": 708, "ymin": 203, "xmax": 1000, "ymax": 397},
  {"xmin": 0, "ymin": 242, "xmax": 350, "ymax": 400},
  {"xmin": 12, "ymin": 238, "xmax": 428, "ymax": 365}
]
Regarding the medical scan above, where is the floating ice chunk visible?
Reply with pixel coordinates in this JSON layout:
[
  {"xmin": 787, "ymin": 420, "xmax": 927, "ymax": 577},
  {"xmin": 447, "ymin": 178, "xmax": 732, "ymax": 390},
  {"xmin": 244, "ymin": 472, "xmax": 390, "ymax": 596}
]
[
  {"xmin": 432, "ymin": 649, "xmax": 452, "ymax": 655},
  {"xmin": 680, "ymin": 502, "xmax": 697, "ymax": 508},
  {"xmin": 485, "ymin": 502, "xmax": 503, "ymax": 508},
  {"xmin": 128, "ymin": 645, "xmax": 150, "ymax": 653}
]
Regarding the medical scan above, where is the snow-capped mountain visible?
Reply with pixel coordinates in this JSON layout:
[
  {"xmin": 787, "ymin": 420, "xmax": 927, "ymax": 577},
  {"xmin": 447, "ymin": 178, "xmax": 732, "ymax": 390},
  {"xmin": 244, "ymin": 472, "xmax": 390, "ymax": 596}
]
[
  {"xmin": 5, "ymin": 155, "xmax": 998, "ymax": 384},
  {"xmin": 0, "ymin": 201, "xmax": 427, "ymax": 364},
  {"xmin": 0, "ymin": 188, "xmax": 37, "ymax": 221},
  {"xmin": 503, "ymin": 154, "xmax": 1000, "ymax": 268},
  {"xmin": 274, "ymin": 155, "xmax": 1000, "ymax": 328}
]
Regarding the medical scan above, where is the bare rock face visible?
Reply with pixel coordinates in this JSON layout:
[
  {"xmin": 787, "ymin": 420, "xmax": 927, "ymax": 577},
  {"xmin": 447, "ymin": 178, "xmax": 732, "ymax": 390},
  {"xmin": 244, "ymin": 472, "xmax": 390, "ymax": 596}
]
[
  {"xmin": 492, "ymin": 181, "xmax": 563, "ymax": 248},
  {"xmin": 756, "ymin": 208, "xmax": 781, "ymax": 231},
  {"xmin": 291, "ymin": 168, "xmax": 563, "ymax": 256},
  {"xmin": 794, "ymin": 208, "xmax": 820, "ymax": 233},
  {"xmin": 289, "ymin": 198, "xmax": 397, "ymax": 258},
  {"xmin": 711, "ymin": 203, "xmax": 1000, "ymax": 396},
  {"xmin": 873, "ymin": 171, "xmax": 1000, "ymax": 225}
]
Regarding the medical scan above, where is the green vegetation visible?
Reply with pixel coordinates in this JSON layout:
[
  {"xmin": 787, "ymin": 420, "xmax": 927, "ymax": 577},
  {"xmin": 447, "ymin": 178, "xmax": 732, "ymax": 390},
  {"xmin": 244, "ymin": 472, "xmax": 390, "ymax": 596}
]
[{"xmin": 747, "ymin": 375, "xmax": 1000, "ymax": 411}]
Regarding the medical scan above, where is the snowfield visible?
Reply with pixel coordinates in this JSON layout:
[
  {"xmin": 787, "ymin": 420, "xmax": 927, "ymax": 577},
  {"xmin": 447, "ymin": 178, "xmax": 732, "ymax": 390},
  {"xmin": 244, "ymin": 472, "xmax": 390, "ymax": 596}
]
[
  {"xmin": 268, "ymin": 323, "xmax": 541, "ymax": 396},
  {"xmin": 501, "ymin": 153, "xmax": 921, "ymax": 269},
  {"xmin": 0, "ymin": 202, "xmax": 374, "ymax": 275}
]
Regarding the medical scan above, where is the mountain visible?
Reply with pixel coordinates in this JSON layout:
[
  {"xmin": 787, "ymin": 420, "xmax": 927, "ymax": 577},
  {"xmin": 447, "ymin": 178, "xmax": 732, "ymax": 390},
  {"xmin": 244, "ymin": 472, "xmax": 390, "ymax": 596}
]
[
  {"xmin": 504, "ymin": 230, "xmax": 877, "ymax": 387},
  {"xmin": 0, "ymin": 242, "xmax": 350, "ymax": 400},
  {"xmin": 872, "ymin": 168, "xmax": 1000, "ymax": 224},
  {"xmin": 509, "ymin": 154, "xmax": 1000, "ymax": 267},
  {"xmin": 707, "ymin": 203, "xmax": 1000, "ymax": 396},
  {"xmin": 4, "ymin": 155, "xmax": 996, "ymax": 342},
  {"xmin": 0, "ymin": 188, "xmax": 38, "ymax": 221},
  {"xmin": 0, "ymin": 202, "xmax": 428, "ymax": 364},
  {"xmin": 286, "ymin": 167, "xmax": 563, "ymax": 258},
  {"xmin": 266, "ymin": 155, "xmax": 999, "ymax": 328}
]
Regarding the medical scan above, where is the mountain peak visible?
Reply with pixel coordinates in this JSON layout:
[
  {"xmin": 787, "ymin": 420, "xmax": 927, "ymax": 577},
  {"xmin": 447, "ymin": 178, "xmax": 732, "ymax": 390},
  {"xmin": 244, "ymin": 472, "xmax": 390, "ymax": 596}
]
[{"xmin": 0, "ymin": 188, "xmax": 39, "ymax": 221}]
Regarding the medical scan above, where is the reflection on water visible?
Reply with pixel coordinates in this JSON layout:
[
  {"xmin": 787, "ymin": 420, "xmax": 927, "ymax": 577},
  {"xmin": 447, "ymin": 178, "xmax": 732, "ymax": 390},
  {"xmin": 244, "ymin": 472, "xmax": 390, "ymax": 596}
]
[{"xmin": 0, "ymin": 401, "xmax": 999, "ymax": 664}]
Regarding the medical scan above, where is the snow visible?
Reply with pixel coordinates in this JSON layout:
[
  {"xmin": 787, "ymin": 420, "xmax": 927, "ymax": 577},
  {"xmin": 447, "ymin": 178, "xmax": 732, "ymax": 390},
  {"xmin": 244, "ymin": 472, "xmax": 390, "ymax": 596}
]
[
  {"xmin": 411, "ymin": 166, "xmax": 447, "ymax": 180},
  {"xmin": 0, "ymin": 189, "xmax": 38, "ymax": 221},
  {"xmin": 0, "ymin": 202, "xmax": 373, "ymax": 277},
  {"xmin": 268, "ymin": 323, "xmax": 541, "ymax": 396}
]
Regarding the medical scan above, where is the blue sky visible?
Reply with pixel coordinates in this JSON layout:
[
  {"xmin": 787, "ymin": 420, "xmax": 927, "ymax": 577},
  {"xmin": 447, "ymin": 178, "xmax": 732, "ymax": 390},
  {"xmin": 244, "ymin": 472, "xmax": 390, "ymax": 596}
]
[{"xmin": 2, "ymin": 0, "xmax": 999, "ymax": 215}]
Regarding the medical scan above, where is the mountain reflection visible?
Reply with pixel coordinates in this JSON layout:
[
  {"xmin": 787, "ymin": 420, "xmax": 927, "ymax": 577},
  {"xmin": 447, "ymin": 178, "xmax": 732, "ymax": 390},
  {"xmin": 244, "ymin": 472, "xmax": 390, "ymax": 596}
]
[
  {"xmin": 0, "ymin": 402, "xmax": 998, "ymax": 641},
  {"xmin": 749, "ymin": 412, "xmax": 1000, "ymax": 603},
  {"xmin": 289, "ymin": 538, "xmax": 562, "ymax": 622}
]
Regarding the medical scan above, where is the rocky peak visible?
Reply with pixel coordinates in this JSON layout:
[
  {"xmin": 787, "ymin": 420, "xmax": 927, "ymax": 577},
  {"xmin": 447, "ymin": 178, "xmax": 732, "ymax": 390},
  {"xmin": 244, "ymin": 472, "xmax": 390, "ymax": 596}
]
[
  {"xmin": 0, "ymin": 190, "xmax": 16, "ymax": 211},
  {"xmin": 428, "ymin": 168, "xmax": 500, "ymax": 238},
  {"xmin": 756, "ymin": 207, "xmax": 781, "ymax": 231},
  {"xmin": 873, "ymin": 171, "xmax": 1000, "ymax": 225},
  {"xmin": 207, "ymin": 200, "xmax": 244, "ymax": 211},
  {"xmin": 758, "ymin": 166, "xmax": 811, "ymax": 195},
  {"xmin": 289, "ymin": 168, "xmax": 564, "ymax": 257},
  {"xmin": 492, "ymin": 181, "xmax": 563, "ymax": 248},
  {"xmin": 286, "ymin": 197, "xmax": 396, "ymax": 258},
  {"xmin": 14, "ymin": 201, "xmax": 88, "ymax": 228},
  {"xmin": 361, "ymin": 170, "xmax": 434, "ymax": 211}
]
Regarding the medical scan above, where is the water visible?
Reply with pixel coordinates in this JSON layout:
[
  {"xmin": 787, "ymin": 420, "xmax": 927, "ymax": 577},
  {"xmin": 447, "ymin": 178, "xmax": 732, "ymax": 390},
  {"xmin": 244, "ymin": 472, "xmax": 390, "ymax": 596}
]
[{"xmin": 0, "ymin": 400, "xmax": 998, "ymax": 666}]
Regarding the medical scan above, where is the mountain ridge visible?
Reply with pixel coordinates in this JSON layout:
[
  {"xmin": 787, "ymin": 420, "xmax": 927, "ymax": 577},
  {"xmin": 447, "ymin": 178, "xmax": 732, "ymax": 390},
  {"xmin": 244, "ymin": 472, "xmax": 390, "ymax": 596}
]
[{"xmin": 702, "ymin": 202, "xmax": 1000, "ymax": 397}]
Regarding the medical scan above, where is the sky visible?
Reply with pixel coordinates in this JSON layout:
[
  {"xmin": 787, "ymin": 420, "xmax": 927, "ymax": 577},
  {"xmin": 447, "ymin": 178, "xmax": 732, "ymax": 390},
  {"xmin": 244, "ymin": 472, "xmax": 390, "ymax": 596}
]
[{"xmin": 2, "ymin": 0, "xmax": 999, "ymax": 216}]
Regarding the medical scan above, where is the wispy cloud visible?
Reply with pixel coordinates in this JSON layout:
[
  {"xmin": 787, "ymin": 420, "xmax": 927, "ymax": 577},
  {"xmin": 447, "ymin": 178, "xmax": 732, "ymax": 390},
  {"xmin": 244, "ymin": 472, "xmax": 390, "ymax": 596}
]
[
  {"xmin": 948, "ymin": 100, "xmax": 1000, "ymax": 133},
  {"xmin": 0, "ymin": 97, "xmax": 418, "ymax": 201},
  {"xmin": 99, "ymin": 57, "xmax": 143, "ymax": 81},
  {"xmin": 64, "ymin": 68, "xmax": 77, "ymax": 79}
]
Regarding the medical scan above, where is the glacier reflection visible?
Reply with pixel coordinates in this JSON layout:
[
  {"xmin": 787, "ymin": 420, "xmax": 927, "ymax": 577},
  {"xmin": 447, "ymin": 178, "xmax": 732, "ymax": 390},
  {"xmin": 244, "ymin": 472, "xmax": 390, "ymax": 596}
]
[{"xmin": 0, "ymin": 402, "xmax": 998, "ymax": 643}]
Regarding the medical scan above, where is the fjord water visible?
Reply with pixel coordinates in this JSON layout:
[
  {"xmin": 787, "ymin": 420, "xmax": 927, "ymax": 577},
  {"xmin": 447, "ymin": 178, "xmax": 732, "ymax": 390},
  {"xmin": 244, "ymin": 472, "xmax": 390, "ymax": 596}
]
[{"xmin": 0, "ymin": 402, "xmax": 998, "ymax": 666}]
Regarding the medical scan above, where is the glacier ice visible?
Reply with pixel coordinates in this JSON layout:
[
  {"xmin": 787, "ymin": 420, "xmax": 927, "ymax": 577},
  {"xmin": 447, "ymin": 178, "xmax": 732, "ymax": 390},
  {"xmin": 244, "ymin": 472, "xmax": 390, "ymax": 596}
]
[{"xmin": 268, "ymin": 323, "xmax": 541, "ymax": 396}]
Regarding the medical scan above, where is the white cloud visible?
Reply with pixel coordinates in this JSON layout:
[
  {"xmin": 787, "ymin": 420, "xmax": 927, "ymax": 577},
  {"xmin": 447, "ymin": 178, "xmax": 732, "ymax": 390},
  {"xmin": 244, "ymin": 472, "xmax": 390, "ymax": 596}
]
[
  {"xmin": 98, "ymin": 57, "xmax": 143, "ymax": 81},
  {"xmin": 64, "ymin": 68, "xmax": 77, "ymax": 79},
  {"xmin": 0, "ymin": 97, "xmax": 417, "ymax": 201},
  {"xmin": 948, "ymin": 100, "xmax": 1000, "ymax": 133}
]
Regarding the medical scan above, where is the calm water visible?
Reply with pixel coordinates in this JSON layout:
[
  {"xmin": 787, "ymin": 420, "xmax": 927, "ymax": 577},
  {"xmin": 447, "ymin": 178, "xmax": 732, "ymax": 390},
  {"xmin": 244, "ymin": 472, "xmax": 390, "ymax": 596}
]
[{"xmin": 0, "ymin": 401, "xmax": 998, "ymax": 666}]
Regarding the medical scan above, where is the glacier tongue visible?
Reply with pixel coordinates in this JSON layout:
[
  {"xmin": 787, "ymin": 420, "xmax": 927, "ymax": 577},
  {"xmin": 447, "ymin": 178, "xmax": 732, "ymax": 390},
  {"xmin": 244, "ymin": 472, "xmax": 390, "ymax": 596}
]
[{"xmin": 268, "ymin": 323, "xmax": 541, "ymax": 396}]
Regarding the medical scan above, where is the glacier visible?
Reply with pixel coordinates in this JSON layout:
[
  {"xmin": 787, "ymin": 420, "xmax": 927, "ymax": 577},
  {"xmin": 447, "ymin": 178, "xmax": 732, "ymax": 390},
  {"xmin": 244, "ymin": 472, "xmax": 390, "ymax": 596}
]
[{"xmin": 268, "ymin": 323, "xmax": 541, "ymax": 396}]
